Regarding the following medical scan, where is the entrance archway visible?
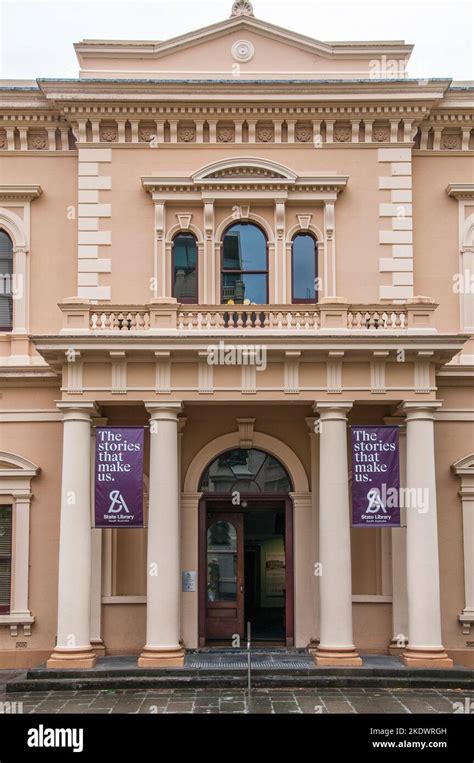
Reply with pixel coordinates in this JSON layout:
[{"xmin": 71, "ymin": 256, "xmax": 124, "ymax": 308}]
[{"xmin": 198, "ymin": 447, "xmax": 295, "ymax": 646}]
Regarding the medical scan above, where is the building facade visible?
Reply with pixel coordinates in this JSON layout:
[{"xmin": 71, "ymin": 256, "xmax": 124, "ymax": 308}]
[{"xmin": 0, "ymin": 0, "xmax": 473, "ymax": 670}]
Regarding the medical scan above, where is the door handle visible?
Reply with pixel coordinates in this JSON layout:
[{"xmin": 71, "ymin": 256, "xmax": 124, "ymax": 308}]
[{"xmin": 240, "ymin": 584, "xmax": 243, "ymax": 593}]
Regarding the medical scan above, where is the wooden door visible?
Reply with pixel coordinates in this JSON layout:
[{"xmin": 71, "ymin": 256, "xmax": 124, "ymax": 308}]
[{"xmin": 205, "ymin": 511, "xmax": 244, "ymax": 640}]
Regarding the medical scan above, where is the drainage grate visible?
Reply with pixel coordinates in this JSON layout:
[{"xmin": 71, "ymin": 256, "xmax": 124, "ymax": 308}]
[{"xmin": 186, "ymin": 659, "xmax": 313, "ymax": 670}]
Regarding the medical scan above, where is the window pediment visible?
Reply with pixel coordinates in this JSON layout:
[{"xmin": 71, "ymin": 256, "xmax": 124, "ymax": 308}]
[
  {"xmin": 192, "ymin": 158, "xmax": 297, "ymax": 183},
  {"xmin": 453, "ymin": 454, "xmax": 474, "ymax": 476},
  {"xmin": 0, "ymin": 452, "xmax": 39, "ymax": 480},
  {"xmin": 205, "ymin": 167, "xmax": 287, "ymax": 180}
]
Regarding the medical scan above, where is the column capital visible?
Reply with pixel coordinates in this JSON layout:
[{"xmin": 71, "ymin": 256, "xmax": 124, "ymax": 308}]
[
  {"xmin": 55, "ymin": 401, "xmax": 99, "ymax": 422},
  {"xmin": 399, "ymin": 401, "xmax": 443, "ymax": 421},
  {"xmin": 12, "ymin": 492, "xmax": 33, "ymax": 504},
  {"xmin": 145, "ymin": 402, "xmax": 183, "ymax": 422},
  {"xmin": 288, "ymin": 491, "xmax": 312, "ymax": 510},
  {"xmin": 313, "ymin": 402, "xmax": 353, "ymax": 421}
]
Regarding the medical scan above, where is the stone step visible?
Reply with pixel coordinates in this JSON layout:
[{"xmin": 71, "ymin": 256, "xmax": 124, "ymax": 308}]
[{"xmin": 6, "ymin": 668, "xmax": 474, "ymax": 692}]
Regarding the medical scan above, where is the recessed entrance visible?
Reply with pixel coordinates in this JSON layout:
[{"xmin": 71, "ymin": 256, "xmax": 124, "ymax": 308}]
[{"xmin": 198, "ymin": 448, "xmax": 294, "ymax": 646}]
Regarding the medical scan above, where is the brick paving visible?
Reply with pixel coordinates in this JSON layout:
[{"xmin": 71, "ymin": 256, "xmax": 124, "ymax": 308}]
[{"xmin": 1, "ymin": 687, "xmax": 473, "ymax": 714}]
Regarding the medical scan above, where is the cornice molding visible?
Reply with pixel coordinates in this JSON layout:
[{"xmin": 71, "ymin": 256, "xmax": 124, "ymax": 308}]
[
  {"xmin": 446, "ymin": 183, "xmax": 474, "ymax": 199},
  {"xmin": 142, "ymin": 170, "xmax": 348, "ymax": 195},
  {"xmin": 0, "ymin": 184, "xmax": 42, "ymax": 201},
  {"xmin": 37, "ymin": 78, "xmax": 450, "ymax": 103}
]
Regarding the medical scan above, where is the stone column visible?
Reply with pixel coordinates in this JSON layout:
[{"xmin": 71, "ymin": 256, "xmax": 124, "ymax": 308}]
[
  {"xmin": 313, "ymin": 403, "xmax": 361, "ymax": 666},
  {"xmin": 402, "ymin": 402, "xmax": 453, "ymax": 668},
  {"xmin": 90, "ymin": 416, "xmax": 108, "ymax": 657},
  {"xmin": 47, "ymin": 402, "xmax": 98, "ymax": 668},
  {"xmin": 305, "ymin": 416, "xmax": 320, "ymax": 650},
  {"xmin": 139, "ymin": 403, "xmax": 185, "ymax": 667},
  {"xmin": 384, "ymin": 416, "xmax": 409, "ymax": 651}
]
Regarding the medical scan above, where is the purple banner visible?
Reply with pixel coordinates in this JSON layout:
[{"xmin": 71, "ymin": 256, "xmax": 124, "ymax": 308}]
[
  {"xmin": 94, "ymin": 427, "xmax": 144, "ymax": 528},
  {"xmin": 351, "ymin": 426, "xmax": 400, "ymax": 527}
]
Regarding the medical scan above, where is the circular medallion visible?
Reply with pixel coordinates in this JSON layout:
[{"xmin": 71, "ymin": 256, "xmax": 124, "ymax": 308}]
[{"xmin": 231, "ymin": 39, "xmax": 255, "ymax": 63}]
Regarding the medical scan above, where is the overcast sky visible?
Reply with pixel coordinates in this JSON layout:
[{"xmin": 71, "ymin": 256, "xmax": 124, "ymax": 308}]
[{"xmin": 0, "ymin": 0, "xmax": 472, "ymax": 81}]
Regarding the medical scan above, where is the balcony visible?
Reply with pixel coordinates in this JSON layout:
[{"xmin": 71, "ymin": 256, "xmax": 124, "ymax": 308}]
[{"xmin": 59, "ymin": 297, "xmax": 438, "ymax": 335}]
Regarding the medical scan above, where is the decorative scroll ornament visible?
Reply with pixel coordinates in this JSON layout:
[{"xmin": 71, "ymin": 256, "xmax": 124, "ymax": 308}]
[{"xmin": 231, "ymin": 0, "xmax": 255, "ymax": 17}]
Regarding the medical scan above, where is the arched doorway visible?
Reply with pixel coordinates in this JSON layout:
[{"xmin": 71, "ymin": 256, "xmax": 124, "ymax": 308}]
[{"xmin": 198, "ymin": 448, "xmax": 294, "ymax": 646}]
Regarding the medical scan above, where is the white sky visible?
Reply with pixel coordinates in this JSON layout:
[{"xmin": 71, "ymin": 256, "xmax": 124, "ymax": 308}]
[{"xmin": 0, "ymin": 0, "xmax": 472, "ymax": 81}]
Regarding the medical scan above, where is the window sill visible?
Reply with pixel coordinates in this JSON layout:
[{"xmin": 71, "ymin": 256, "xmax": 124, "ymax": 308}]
[{"xmin": 0, "ymin": 613, "xmax": 35, "ymax": 636}]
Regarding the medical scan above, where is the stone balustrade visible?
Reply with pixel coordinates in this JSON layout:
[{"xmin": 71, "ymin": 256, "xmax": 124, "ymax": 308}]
[{"xmin": 58, "ymin": 296, "xmax": 437, "ymax": 334}]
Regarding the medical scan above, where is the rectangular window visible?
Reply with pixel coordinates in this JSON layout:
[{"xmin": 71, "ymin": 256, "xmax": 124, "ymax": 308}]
[{"xmin": 0, "ymin": 505, "xmax": 12, "ymax": 613}]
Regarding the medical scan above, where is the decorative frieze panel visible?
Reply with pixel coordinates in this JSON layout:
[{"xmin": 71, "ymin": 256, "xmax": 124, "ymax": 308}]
[
  {"xmin": 416, "ymin": 116, "xmax": 474, "ymax": 152},
  {"xmin": 295, "ymin": 123, "xmax": 313, "ymax": 143},
  {"xmin": 99, "ymin": 123, "xmax": 118, "ymax": 143},
  {"xmin": 1, "ymin": 106, "xmax": 471, "ymax": 152},
  {"xmin": 0, "ymin": 115, "xmax": 74, "ymax": 152},
  {"xmin": 62, "ymin": 111, "xmax": 429, "ymax": 147},
  {"xmin": 216, "ymin": 123, "xmax": 235, "ymax": 143}
]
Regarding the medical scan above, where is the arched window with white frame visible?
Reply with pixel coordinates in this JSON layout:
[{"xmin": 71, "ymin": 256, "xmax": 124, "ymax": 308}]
[{"xmin": 221, "ymin": 222, "xmax": 268, "ymax": 304}]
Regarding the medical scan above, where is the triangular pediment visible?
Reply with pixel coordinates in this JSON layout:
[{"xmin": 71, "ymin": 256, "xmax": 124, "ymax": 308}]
[
  {"xmin": 453, "ymin": 454, "xmax": 474, "ymax": 475},
  {"xmin": 75, "ymin": 12, "xmax": 412, "ymax": 81}
]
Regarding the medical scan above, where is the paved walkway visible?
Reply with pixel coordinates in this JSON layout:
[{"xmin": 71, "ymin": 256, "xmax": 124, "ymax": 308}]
[{"xmin": 2, "ymin": 687, "xmax": 473, "ymax": 714}]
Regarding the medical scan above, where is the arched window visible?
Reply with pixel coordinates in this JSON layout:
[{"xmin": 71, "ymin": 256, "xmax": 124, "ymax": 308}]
[
  {"xmin": 222, "ymin": 222, "xmax": 268, "ymax": 304},
  {"xmin": 0, "ymin": 231, "xmax": 13, "ymax": 331},
  {"xmin": 292, "ymin": 233, "xmax": 318, "ymax": 303},
  {"xmin": 172, "ymin": 233, "xmax": 197, "ymax": 303},
  {"xmin": 200, "ymin": 448, "xmax": 292, "ymax": 494}
]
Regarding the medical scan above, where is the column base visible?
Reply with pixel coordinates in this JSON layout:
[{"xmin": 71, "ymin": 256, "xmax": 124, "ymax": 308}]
[
  {"xmin": 402, "ymin": 647, "xmax": 453, "ymax": 669},
  {"xmin": 314, "ymin": 646, "xmax": 362, "ymax": 667},
  {"xmin": 138, "ymin": 646, "xmax": 185, "ymax": 668},
  {"xmin": 91, "ymin": 639, "xmax": 106, "ymax": 658},
  {"xmin": 46, "ymin": 647, "xmax": 97, "ymax": 669},
  {"xmin": 388, "ymin": 636, "xmax": 408, "ymax": 655}
]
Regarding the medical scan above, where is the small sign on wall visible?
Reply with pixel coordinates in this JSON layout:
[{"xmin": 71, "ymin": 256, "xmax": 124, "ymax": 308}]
[{"xmin": 182, "ymin": 571, "xmax": 197, "ymax": 592}]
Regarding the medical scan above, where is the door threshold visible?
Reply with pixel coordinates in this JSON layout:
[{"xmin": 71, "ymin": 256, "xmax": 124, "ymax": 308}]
[{"xmin": 202, "ymin": 640, "xmax": 288, "ymax": 648}]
